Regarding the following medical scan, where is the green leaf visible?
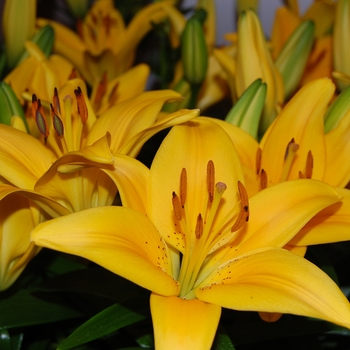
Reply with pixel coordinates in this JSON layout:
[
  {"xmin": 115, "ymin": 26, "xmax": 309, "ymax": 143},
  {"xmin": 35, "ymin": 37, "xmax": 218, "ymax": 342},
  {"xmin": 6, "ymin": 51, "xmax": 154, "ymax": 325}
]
[
  {"xmin": 57, "ymin": 299, "xmax": 149, "ymax": 350},
  {"xmin": 0, "ymin": 289, "xmax": 83, "ymax": 328},
  {"xmin": 32, "ymin": 268, "xmax": 147, "ymax": 301},
  {"xmin": 0, "ymin": 329, "xmax": 12, "ymax": 350},
  {"xmin": 213, "ymin": 327, "xmax": 236, "ymax": 349}
]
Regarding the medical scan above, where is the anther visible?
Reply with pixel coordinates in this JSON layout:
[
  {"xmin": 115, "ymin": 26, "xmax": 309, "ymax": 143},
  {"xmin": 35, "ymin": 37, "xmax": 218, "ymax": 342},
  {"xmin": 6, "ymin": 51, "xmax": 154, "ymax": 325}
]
[
  {"xmin": 50, "ymin": 104, "xmax": 64, "ymax": 138},
  {"xmin": 256, "ymin": 147, "xmax": 262, "ymax": 174},
  {"xmin": 94, "ymin": 72, "xmax": 107, "ymax": 109},
  {"xmin": 180, "ymin": 168, "xmax": 187, "ymax": 207},
  {"xmin": 172, "ymin": 192, "xmax": 182, "ymax": 221},
  {"xmin": 74, "ymin": 86, "xmax": 88, "ymax": 124},
  {"xmin": 305, "ymin": 150, "xmax": 313, "ymax": 179},
  {"xmin": 207, "ymin": 160, "xmax": 215, "ymax": 202},
  {"xmin": 260, "ymin": 169, "xmax": 268, "ymax": 190},
  {"xmin": 53, "ymin": 87, "xmax": 61, "ymax": 116},
  {"xmin": 35, "ymin": 98, "xmax": 49, "ymax": 140},
  {"xmin": 195, "ymin": 214, "xmax": 204, "ymax": 239},
  {"xmin": 232, "ymin": 181, "xmax": 249, "ymax": 232}
]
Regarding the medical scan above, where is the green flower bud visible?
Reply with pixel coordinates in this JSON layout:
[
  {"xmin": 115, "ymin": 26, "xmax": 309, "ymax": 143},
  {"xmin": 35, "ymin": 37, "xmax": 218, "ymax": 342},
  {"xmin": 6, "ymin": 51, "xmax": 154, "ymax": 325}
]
[
  {"xmin": 0, "ymin": 82, "xmax": 29, "ymax": 132},
  {"xmin": 324, "ymin": 84, "xmax": 350, "ymax": 133},
  {"xmin": 275, "ymin": 20, "xmax": 315, "ymax": 99},
  {"xmin": 2, "ymin": 0, "xmax": 36, "ymax": 69},
  {"xmin": 181, "ymin": 14, "xmax": 208, "ymax": 86},
  {"xmin": 65, "ymin": 0, "xmax": 89, "ymax": 19},
  {"xmin": 162, "ymin": 78, "xmax": 191, "ymax": 113},
  {"xmin": 225, "ymin": 78, "xmax": 266, "ymax": 139}
]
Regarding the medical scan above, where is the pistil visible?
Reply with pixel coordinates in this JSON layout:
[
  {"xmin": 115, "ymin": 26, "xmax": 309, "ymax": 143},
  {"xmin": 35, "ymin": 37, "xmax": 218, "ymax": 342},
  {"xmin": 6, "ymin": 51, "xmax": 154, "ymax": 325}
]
[{"xmin": 280, "ymin": 138, "xmax": 299, "ymax": 182}]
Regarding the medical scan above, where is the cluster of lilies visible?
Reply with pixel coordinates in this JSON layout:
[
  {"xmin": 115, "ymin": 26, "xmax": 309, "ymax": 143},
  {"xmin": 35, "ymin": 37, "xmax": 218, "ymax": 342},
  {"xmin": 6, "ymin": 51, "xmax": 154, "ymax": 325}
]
[{"xmin": 1, "ymin": 0, "xmax": 350, "ymax": 349}]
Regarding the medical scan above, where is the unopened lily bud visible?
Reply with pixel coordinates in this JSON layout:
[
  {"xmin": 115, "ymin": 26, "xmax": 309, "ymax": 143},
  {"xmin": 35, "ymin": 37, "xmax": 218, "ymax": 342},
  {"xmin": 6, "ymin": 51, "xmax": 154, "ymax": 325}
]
[
  {"xmin": 18, "ymin": 25, "xmax": 55, "ymax": 64},
  {"xmin": 275, "ymin": 20, "xmax": 315, "ymax": 99},
  {"xmin": 181, "ymin": 13, "xmax": 208, "ymax": 86},
  {"xmin": 225, "ymin": 79, "xmax": 266, "ymax": 139},
  {"xmin": 2, "ymin": 0, "xmax": 36, "ymax": 69},
  {"xmin": 333, "ymin": 0, "xmax": 350, "ymax": 91},
  {"xmin": 0, "ymin": 82, "xmax": 29, "ymax": 132},
  {"xmin": 65, "ymin": 0, "xmax": 89, "ymax": 19},
  {"xmin": 324, "ymin": 84, "xmax": 350, "ymax": 133},
  {"xmin": 162, "ymin": 78, "xmax": 191, "ymax": 113}
]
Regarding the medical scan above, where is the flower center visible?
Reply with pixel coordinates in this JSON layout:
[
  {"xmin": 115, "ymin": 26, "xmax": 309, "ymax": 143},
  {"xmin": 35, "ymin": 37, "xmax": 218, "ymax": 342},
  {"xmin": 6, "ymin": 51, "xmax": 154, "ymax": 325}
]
[
  {"xmin": 172, "ymin": 160, "xmax": 249, "ymax": 299},
  {"xmin": 32, "ymin": 87, "xmax": 88, "ymax": 158}
]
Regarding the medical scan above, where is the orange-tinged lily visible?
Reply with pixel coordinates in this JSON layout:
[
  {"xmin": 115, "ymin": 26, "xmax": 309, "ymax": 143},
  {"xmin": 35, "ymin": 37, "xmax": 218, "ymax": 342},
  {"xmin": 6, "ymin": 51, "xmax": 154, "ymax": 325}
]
[
  {"xmin": 32, "ymin": 118, "xmax": 350, "ymax": 348},
  {"xmin": 0, "ymin": 80, "xmax": 197, "ymax": 213},
  {"xmin": 37, "ymin": 0, "xmax": 170, "ymax": 86},
  {"xmin": 210, "ymin": 78, "xmax": 350, "ymax": 248}
]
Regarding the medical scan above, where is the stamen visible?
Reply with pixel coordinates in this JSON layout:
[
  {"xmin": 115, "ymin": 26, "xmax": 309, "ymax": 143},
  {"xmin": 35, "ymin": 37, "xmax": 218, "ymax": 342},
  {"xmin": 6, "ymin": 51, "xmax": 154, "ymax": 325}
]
[
  {"xmin": 180, "ymin": 168, "xmax": 187, "ymax": 207},
  {"xmin": 50, "ymin": 104, "xmax": 64, "ymax": 138},
  {"xmin": 172, "ymin": 192, "xmax": 182, "ymax": 221},
  {"xmin": 195, "ymin": 214, "xmax": 204, "ymax": 239},
  {"xmin": 232, "ymin": 181, "xmax": 249, "ymax": 232},
  {"xmin": 69, "ymin": 68, "xmax": 79, "ymax": 79},
  {"xmin": 94, "ymin": 72, "xmax": 107, "ymax": 109},
  {"xmin": 305, "ymin": 150, "xmax": 313, "ymax": 179},
  {"xmin": 53, "ymin": 87, "xmax": 61, "ymax": 115},
  {"xmin": 35, "ymin": 98, "xmax": 49, "ymax": 140},
  {"xmin": 207, "ymin": 160, "xmax": 215, "ymax": 202},
  {"xmin": 108, "ymin": 82, "xmax": 119, "ymax": 105},
  {"xmin": 280, "ymin": 138, "xmax": 299, "ymax": 182},
  {"xmin": 74, "ymin": 87, "xmax": 88, "ymax": 124},
  {"xmin": 260, "ymin": 169, "xmax": 268, "ymax": 189},
  {"xmin": 256, "ymin": 147, "xmax": 262, "ymax": 174},
  {"xmin": 31, "ymin": 94, "xmax": 38, "ymax": 120}
]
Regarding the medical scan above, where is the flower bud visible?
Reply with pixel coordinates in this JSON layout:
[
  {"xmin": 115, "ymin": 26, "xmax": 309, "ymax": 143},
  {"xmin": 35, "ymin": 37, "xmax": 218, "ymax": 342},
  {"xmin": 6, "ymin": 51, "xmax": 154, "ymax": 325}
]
[
  {"xmin": 65, "ymin": 0, "xmax": 89, "ymax": 19},
  {"xmin": 2, "ymin": 0, "xmax": 36, "ymax": 69},
  {"xmin": 225, "ymin": 79, "xmax": 266, "ymax": 139},
  {"xmin": 181, "ymin": 13, "xmax": 208, "ymax": 86},
  {"xmin": 275, "ymin": 20, "xmax": 315, "ymax": 99}
]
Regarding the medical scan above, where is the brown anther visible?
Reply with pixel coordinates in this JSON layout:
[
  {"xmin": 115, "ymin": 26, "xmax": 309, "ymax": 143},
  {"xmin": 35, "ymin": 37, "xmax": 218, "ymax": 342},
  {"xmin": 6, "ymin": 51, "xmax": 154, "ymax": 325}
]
[
  {"xmin": 260, "ymin": 169, "xmax": 268, "ymax": 190},
  {"xmin": 50, "ymin": 104, "xmax": 64, "ymax": 138},
  {"xmin": 180, "ymin": 168, "xmax": 187, "ymax": 207},
  {"xmin": 195, "ymin": 214, "xmax": 204, "ymax": 239},
  {"xmin": 284, "ymin": 138, "xmax": 299, "ymax": 161},
  {"xmin": 53, "ymin": 87, "xmax": 61, "ymax": 115},
  {"xmin": 74, "ymin": 87, "xmax": 88, "ymax": 124},
  {"xmin": 69, "ymin": 68, "xmax": 79, "ymax": 80},
  {"xmin": 207, "ymin": 160, "xmax": 215, "ymax": 202},
  {"xmin": 94, "ymin": 72, "xmax": 107, "ymax": 109},
  {"xmin": 237, "ymin": 181, "xmax": 249, "ymax": 211},
  {"xmin": 232, "ymin": 181, "xmax": 249, "ymax": 232},
  {"xmin": 31, "ymin": 94, "xmax": 38, "ymax": 119},
  {"xmin": 172, "ymin": 192, "xmax": 182, "ymax": 221},
  {"xmin": 256, "ymin": 147, "xmax": 262, "ymax": 174},
  {"xmin": 305, "ymin": 150, "xmax": 313, "ymax": 179},
  {"xmin": 35, "ymin": 99, "xmax": 49, "ymax": 139}
]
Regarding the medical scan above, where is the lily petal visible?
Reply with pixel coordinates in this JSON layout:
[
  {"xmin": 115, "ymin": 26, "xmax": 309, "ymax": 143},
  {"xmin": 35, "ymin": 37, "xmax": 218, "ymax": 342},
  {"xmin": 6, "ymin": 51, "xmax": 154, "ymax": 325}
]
[
  {"xmin": 150, "ymin": 293, "xmax": 221, "ymax": 350},
  {"xmin": 290, "ymin": 188, "xmax": 350, "ymax": 246},
  {"xmin": 31, "ymin": 206, "xmax": 179, "ymax": 296},
  {"xmin": 196, "ymin": 248, "xmax": 350, "ymax": 329},
  {"xmin": 260, "ymin": 78, "xmax": 334, "ymax": 184},
  {"xmin": 0, "ymin": 124, "xmax": 56, "ymax": 189},
  {"xmin": 233, "ymin": 179, "xmax": 341, "ymax": 256}
]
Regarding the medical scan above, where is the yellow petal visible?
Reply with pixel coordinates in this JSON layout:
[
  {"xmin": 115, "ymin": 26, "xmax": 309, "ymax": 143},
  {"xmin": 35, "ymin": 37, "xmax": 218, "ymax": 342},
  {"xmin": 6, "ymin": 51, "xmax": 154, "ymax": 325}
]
[
  {"xmin": 233, "ymin": 179, "xmax": 340, "ymax": 256},
  {"xmin": 196, "ymin": 248, "xmax": 350, "ymax": 329},
  {"xmin": 31, "ymin": 206, "xmax": 179, "ymax": 296},
  {"xmin": 150, "ymin": 293, "xmax": 221, "ymax": 350},
  {"xmin": 324, "ymin": 108, "xmax": 350, "ymax": 187},
  {"xmin": 0, "ymin": 124, "xmax": 56, "ymax": 189},
  {"xmin": 290, "ymin": 188, "xmax": 350, "ymax": 246},
  {"xmin": 86, "ymin": 90, "xmax": 183, "ymax": 154},
  {"xmin": 260, "ymin": 78, "xmax": 334, "ymax": 184},
  {"xmin": 148, "ymin": 118, "xmax": 244, "ymax": 252}
]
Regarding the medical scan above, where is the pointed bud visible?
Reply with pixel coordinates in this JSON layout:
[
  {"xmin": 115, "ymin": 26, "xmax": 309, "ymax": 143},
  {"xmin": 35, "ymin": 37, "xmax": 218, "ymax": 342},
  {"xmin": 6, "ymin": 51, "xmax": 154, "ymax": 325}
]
[
  {"xmin": 324, "ymin": 84, "xmax": 350, "ymax": 133},
  {"xmin": 275, "ymin": 20, "xmax": 315, "ymax": 99},
  {"xmin": 225, "ymin": 78, "xmax": 266, "ymax": 139},
  {"xmin": 181, "ymin": 12, "xmax": 208, "ymax": 86},
  {"xmin": 2, "ymin": 0, "xmax": 36, "ymax": 69},
  {"xmin": 333, "ymin": 0, "xmax": 350, "ymax": 91}
]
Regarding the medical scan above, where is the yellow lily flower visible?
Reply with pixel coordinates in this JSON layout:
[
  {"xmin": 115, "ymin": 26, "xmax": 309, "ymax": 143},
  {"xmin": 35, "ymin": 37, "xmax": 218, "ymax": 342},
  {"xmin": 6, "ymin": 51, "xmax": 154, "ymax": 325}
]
[
  {"xmin": 210, "ymin": 78, "xmax": 350, "ymax": 247},
  {"xmin": 37, "ymin": 0, "xmax": 170, "ymax": 86},
  {"xmin": 32, "ymin": 118, "xmax": 350, "ymax": 348},
  {"xmin": 0, "ymin": 79, "xmax": 197, "ymax": 212}
]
